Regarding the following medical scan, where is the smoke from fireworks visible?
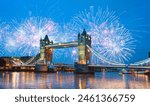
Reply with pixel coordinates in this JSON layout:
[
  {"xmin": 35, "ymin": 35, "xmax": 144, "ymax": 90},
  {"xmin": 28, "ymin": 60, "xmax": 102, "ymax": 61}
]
[{"xmin": 71, "ymin": 6, "xmax": 135, "ymax": 63}]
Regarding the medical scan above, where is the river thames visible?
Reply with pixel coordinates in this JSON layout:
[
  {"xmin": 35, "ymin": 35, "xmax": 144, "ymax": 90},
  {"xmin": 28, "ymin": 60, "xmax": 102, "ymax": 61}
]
[{"xmin": 0, "ymin": 71, "xmax": 150, "ymax": 89}]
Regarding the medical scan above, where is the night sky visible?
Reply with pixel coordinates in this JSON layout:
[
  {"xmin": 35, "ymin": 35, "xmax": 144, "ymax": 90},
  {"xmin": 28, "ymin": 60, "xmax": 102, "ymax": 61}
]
[{"xmin": 0, "ymin": 0, "xmax": 150, "ymax": 63}]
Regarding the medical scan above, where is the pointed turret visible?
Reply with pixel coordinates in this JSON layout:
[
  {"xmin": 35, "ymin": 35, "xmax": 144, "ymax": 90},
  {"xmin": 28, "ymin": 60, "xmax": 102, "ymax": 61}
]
[
  {"xmin": 81, "ymin": 29, "xmax": 87, "ymax": 35},
  {"xmin": 44, "ymin": 35, "xmax": 50, "ymax": 42},
  {"xmin": 78, "ymin": 29, "xmax": 91, "ymax": 64}
]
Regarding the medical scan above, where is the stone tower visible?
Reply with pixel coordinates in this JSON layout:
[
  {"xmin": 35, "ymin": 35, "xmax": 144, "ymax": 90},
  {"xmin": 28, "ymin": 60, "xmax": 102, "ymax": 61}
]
[
  {"xmin": 78, "ymin": 29, "xmax": 91, "ymax": 64},
  {"xmin": 40, "ymin": 35, "xmax": 53, "ymax": 64}
]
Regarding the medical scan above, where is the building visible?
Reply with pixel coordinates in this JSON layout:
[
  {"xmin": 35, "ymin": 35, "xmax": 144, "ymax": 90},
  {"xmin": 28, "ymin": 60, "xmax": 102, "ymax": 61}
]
[
  {"xmin": 78, "ymin": 29, "xmax": 91, "ymax": 64},
  {"xmin": 40, "ymin": 35, "xmax": 53, "ymax": 64}
]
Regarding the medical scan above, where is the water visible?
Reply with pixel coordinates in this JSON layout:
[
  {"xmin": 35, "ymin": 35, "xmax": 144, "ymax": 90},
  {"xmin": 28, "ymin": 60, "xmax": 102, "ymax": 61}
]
[{"xmin": 0, "ymin": 71, "xmax": 150, "ymax": 89}]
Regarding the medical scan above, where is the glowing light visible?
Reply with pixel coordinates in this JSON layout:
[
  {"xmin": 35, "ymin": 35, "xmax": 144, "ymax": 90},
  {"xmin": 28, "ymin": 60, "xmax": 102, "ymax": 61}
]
[{"xmin": 72, "ymin": 49, "xmax": 77, "ymax": 54}]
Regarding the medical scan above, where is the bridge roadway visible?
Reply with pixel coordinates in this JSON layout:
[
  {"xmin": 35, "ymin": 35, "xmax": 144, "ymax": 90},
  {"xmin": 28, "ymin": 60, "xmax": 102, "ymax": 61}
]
[
  {"xmin": 7, "ymin": 64, "xmax": 150, "ymax": 72},
  {"xmin": 52, "ymin": 64, "xmax": 150, "ymax": 70},
  {"xmin": 17, "ymin": 64, "xmax": 150, "ymax": 70},
  {"xmin": 88, "ymin": 64, "xmax": 126, "ymax": 68},
  {"xmin": 89, "ymin": 64, "xmax": 150, "ymax": 69},
  {"xmin": 45, "ymin": 41, "xmax": 78, "ymax": 48},
  {"xmin": 128, "ymin": 65, "xmax": 150, "ymax": 69}
]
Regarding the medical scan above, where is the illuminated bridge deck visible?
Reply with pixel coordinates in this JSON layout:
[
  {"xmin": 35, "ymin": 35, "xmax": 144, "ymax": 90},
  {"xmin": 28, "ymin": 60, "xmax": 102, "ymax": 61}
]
[
  {"xmin": 88, "ymin": 65, "xmax": 127, "ymax": 68},
  {"xmin": 88, "ymin": 65, "xmax": 150, "ymax": 69},
  {"xmin": 45, "ymin": 41, "xmax": 78, "ymax": 49}
]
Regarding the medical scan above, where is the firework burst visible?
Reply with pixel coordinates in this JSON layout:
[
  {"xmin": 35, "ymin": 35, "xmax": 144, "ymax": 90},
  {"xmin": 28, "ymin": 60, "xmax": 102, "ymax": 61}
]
[
  {"xmin": 4, "ymin": 17, "xmax": 78, "ymax": 64},
  {"xmin": 71, "ymin": 6, "xmax": 135, "ymax": 63},
  {"xmin": 1, "ymin": 7, "xmax": 136, "ymax": 64},
  {"xmin": 0, "ymin": 21, "xmax": 10, "ymax": 56},
  {"xmin": 6, "ymin": 17, "xmax": 60, "ymax": 56}
]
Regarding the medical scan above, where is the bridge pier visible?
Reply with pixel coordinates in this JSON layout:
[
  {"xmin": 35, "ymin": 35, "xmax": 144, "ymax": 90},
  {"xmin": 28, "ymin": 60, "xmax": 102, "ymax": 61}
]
[
  {"xmin": 35, "ymin": 64, "xmax": 48, "ymax": 72},
  {"xmin": 101, "ymin": 68, "xmax": 106, "ymax": 72},
  {"xmin": 88, "ymin": 66, "xmax": 106, "ymax": 72},
  {"xmin": 74, "ymin": 63, "xmax": 94, "ymax": 74}
]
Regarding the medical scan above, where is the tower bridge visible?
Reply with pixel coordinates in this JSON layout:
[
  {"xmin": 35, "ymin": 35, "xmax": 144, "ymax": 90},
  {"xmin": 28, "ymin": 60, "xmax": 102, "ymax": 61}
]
[
  {"xmin": 45, "ymin": 41, "xmax": 78, "ymax": 48},
  {"xmin": 35, "ymin": 29, "xmax": 128, "ymax": 72},
  {"xmin": 34, "ymin": 29, "xmax": 149, "ymax": 73},
  {"xmin": 39, "ymin": 29, "xmax": 91, "ymax": 65},
  {"xmin": 2, "ymin": 29, "xmax": 149, "ymax": 73}
]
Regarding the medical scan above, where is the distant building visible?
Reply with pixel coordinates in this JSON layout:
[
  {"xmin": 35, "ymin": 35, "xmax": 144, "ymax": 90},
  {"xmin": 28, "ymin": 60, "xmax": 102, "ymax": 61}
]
[
  {"xmin": 0, "ymin": 57, "xmax": 13, "ymax": 67},
  {"xmin": 0, "ymin": 56, "xmax": 33, "ymax": 66},
  {"xmin": 0, "ymin": 58, "xmax": 6, "ymax": 67}
]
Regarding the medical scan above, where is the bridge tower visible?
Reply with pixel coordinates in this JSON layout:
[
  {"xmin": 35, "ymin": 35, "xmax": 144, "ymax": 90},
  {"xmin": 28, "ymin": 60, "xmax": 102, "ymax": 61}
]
[
  {"xmin": 40, "ymin": 35, "xmax": 53, "ymax": 64},
  {"xmin": 78, "ymin": 29, "xmax": 91, "ymax": 64}
]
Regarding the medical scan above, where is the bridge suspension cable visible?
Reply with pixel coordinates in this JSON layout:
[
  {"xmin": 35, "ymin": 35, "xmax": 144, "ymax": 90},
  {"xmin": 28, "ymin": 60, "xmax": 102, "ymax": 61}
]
[
  {"xmin": 23, "ymin": 57, "xmax": 35, "ymax": 65},
  {"xmin": 11, "ymin": 60, "xmax": 24, "ymax": 66},
  {"xmin": 11, "ymin": 53, "xmax": 41, "ymax": 66},
  {"xmin": 87, "ymin": 45, "xmax": 125, "ymax": 66},
  {"xmin": 34, "ymin": 59, "xmax": 41, "ymax": 64},
  {"xmin": 131, "ymin": 58, "xmax": 150, "ymax": 66}
]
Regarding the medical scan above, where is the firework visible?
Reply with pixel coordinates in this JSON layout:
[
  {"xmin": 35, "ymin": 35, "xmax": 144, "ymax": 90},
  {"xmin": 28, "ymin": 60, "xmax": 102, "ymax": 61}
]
[
  {"xmin": 1, "ymin": 7, "xmax": 135, "ymax": 64},
  {"xmin": 4, "ymin": 17, "xmax": 78, "ymax": 64},
  {"xmin": 0, "ymin": 21, "xmax": 10, "ymax": 56},
  {"xmin": 5, "ymin": 17, "xmax": 60, "ymax": 56},
  {"xmin": 71, "ymin": 6, "xmax": 135, "ymax": 63}
]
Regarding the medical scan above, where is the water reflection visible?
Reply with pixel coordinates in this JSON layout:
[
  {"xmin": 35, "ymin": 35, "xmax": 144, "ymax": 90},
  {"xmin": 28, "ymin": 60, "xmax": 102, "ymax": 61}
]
[{"xmin": 0, "ymin": 72, "xmax": 150, "ymax": 89}]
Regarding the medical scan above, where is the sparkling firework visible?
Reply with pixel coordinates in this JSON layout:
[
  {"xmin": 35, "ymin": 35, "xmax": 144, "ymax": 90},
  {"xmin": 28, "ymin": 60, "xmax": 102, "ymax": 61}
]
[
  {"xmin": 6, "ymin": 17, "xmax": 60, "ymax": 56},
  {"xmin": 71, "ymin": 6, "xmax": 135, "ymax": 63},
  {"xmin": 0, "ymin": 21, "xmax": 10, "ymax": 56},
  {"xmin": 1, "ymin": 7, "xmax": 135, "ymax": 64},
  {"xmin": 5, "ymin": 17, "xmax": 78, "ymax": 64}
]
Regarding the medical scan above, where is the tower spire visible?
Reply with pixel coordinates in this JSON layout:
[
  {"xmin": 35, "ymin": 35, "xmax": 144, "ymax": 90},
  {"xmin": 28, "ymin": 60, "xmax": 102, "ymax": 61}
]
[{"xmin": 82, "ymin": 29, "xmax": 87, "ymax": 35}]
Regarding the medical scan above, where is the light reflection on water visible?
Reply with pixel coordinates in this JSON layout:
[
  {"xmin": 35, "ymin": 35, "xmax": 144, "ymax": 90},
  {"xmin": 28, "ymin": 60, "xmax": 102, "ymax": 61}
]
[{"xmin": 0, "ymin": 72, "xmax": 149, "ymax": 89}]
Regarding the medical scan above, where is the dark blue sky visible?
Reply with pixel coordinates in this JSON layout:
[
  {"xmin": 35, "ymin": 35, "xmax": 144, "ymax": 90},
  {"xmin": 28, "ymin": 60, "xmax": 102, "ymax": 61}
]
[{"xmin": 0, "ymin": 0, "xmax": 150, "ymax": 63}]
